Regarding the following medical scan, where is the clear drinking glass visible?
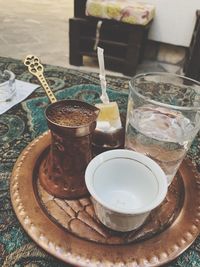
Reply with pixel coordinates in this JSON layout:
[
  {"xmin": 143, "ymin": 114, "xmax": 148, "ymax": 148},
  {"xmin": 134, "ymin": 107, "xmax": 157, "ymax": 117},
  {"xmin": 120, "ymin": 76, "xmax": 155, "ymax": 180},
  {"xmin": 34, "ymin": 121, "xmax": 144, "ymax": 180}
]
[
  {"xmin": 0, "ymin": 70, "xmax": 16, "ymax": 102},
  {"xmin": 125, "ymin": 72, "xmax": 200, "ymax": 185}
]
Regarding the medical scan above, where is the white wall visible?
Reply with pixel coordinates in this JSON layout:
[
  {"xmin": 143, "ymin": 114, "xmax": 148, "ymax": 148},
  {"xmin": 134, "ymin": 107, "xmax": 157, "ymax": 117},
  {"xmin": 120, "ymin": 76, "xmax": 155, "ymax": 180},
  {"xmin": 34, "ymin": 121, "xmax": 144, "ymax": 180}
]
[{"xmin": 141, "ymin": 0, "xmax": 200, "ymax": 47}]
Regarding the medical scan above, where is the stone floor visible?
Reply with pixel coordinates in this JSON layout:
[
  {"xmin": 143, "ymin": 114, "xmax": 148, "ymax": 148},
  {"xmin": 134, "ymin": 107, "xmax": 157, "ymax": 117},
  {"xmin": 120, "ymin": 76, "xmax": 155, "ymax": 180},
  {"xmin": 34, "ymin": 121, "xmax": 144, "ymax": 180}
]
[
  {"xmin": 0, "ymin": 0, "xmax": 185, "ymax": 77},
  {"xmin": 0, "ymin": 0, "xmax": 72, "ymax": 67}
]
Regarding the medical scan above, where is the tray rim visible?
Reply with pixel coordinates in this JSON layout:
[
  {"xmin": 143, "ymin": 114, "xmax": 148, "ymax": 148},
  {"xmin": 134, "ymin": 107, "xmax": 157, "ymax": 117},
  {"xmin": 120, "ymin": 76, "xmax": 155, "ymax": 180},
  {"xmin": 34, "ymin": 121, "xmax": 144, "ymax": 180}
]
[{"xmin": 10, "ymin": 131, "xmax": 200, "ymax": 267}]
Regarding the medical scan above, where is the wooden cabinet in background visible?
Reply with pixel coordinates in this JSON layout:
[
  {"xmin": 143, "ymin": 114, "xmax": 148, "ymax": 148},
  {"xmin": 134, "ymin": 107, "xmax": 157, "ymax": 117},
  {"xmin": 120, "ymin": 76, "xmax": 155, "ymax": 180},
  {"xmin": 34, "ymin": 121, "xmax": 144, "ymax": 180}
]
[{"xmin": 69, "ymin": 0, "xmax": 152, "ymax": 76}]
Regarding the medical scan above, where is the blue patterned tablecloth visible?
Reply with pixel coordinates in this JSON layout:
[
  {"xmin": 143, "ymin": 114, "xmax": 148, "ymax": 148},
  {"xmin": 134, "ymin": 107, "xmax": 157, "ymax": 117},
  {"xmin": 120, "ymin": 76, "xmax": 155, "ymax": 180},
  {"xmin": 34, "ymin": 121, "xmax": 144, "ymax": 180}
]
[{"xmin": 0, "ymin": 57, "xmax": 199, "ymax": 267}]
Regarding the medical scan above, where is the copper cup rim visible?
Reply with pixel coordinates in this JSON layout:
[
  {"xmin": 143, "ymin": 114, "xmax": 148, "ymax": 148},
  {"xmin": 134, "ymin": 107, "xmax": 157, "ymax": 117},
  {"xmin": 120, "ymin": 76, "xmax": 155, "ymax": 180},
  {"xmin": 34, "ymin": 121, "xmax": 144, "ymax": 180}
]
[{"xmin": 45, "ymin": 99, "xmax": 99, "ymax": 129}]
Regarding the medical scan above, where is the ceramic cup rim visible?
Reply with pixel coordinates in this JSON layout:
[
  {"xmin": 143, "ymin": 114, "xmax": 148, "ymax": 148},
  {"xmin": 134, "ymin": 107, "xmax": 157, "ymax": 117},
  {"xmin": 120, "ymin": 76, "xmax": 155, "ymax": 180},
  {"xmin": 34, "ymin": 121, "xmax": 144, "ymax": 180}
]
[{"xmin": 85, "ymin": 149, "xmax": 168, "ymax": 215}]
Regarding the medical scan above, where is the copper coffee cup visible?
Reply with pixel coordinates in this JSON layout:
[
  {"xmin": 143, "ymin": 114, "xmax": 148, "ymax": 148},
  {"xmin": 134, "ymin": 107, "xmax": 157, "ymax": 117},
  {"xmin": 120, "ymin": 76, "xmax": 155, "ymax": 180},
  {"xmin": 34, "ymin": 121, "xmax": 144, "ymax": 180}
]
[{"xmin": 39, "ymin": 99, "xmax": 99, "ymax": 199}]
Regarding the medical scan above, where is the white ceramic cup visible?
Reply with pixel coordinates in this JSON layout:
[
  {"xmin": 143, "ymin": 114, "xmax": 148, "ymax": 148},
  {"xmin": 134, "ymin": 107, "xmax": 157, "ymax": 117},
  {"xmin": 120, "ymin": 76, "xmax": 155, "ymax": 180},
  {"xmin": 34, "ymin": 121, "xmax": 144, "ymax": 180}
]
[{"xmin": 85, "ymin": 149, "xmax": 168, "ymax": 232}]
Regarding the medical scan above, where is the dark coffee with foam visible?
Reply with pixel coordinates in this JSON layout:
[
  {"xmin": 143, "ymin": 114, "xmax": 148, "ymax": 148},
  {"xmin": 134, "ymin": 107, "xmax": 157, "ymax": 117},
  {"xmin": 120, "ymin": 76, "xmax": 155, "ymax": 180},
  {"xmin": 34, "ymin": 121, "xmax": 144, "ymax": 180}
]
[{"xmin": 47, "ymin": 102, "xmax": 97, "ymax": 127}]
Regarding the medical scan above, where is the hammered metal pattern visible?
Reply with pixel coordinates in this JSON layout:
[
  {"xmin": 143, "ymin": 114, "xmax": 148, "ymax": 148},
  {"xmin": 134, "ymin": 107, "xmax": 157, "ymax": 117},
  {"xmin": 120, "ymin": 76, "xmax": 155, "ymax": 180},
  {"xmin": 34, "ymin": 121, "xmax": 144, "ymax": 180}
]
[
  {"xmin": 37, "ymin": 162, "xmax": 184, "ymax": 245},
  {"xmin": 10, "ymin": 131, "xmax": 200, "ymax": 267}
]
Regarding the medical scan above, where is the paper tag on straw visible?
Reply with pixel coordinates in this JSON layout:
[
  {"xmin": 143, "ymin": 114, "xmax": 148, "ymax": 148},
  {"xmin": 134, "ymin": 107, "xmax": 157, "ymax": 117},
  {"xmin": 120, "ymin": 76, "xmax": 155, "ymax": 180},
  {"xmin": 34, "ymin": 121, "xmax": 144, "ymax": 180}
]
[
  {"xmin": 93, "ymin": 21, "xmax": 103, "ymax": 51},
  {"xmin": 97, "ymin": 47, "xmax": 109, "ymax": 104}
]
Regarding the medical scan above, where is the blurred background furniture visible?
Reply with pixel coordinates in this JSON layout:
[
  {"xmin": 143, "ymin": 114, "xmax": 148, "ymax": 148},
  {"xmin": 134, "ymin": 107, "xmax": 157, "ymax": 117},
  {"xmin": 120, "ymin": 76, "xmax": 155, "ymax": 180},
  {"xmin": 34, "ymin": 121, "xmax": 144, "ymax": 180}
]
[
  {"xmin": 69, "ymin": 0, "xmax": 153, "ymax": 76},
  {"xmin": 184, "ymin": 10, "xmax": 200, "ymax": 81}
]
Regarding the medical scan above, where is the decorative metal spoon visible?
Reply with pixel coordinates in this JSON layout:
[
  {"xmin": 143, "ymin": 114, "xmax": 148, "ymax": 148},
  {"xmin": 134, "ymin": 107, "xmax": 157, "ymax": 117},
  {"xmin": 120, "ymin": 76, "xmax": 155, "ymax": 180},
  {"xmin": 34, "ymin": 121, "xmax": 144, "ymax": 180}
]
[{"xmin": 24, "ymin": 55, "xmax": 57, "ymax": 103}]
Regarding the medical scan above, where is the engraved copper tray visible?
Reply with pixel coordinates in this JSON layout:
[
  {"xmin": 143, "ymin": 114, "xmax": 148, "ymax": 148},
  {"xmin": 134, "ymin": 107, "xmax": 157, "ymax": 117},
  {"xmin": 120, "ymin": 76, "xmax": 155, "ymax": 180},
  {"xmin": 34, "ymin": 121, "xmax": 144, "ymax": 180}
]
[{"xmin": 10, "ymin": 131, "xmax": 200, "ymax": 267}]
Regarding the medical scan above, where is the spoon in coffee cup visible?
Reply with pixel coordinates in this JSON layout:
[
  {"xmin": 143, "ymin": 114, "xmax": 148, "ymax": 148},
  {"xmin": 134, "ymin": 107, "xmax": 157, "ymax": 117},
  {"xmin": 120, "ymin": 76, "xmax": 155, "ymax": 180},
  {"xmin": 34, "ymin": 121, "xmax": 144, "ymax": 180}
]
[{"xmin": 24, "ymin": 55, "xmax": 57, "ymax": 103}]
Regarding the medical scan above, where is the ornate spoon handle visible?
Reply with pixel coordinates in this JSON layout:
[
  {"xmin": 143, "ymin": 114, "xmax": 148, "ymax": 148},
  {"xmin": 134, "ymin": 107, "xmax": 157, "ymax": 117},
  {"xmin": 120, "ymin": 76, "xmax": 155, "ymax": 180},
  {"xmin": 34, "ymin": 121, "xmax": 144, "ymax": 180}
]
[{"xmin": 24, "ymin": 55, "xmax": 57, "ymax": 103}]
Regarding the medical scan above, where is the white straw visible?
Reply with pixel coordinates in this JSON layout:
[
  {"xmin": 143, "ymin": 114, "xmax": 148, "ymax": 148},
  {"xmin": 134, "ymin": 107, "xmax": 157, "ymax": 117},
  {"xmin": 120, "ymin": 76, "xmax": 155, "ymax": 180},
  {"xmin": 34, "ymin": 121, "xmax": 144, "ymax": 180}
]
[{"xmin": 97, "ymin": 47, "xmax": 110, "ymax": 104}]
